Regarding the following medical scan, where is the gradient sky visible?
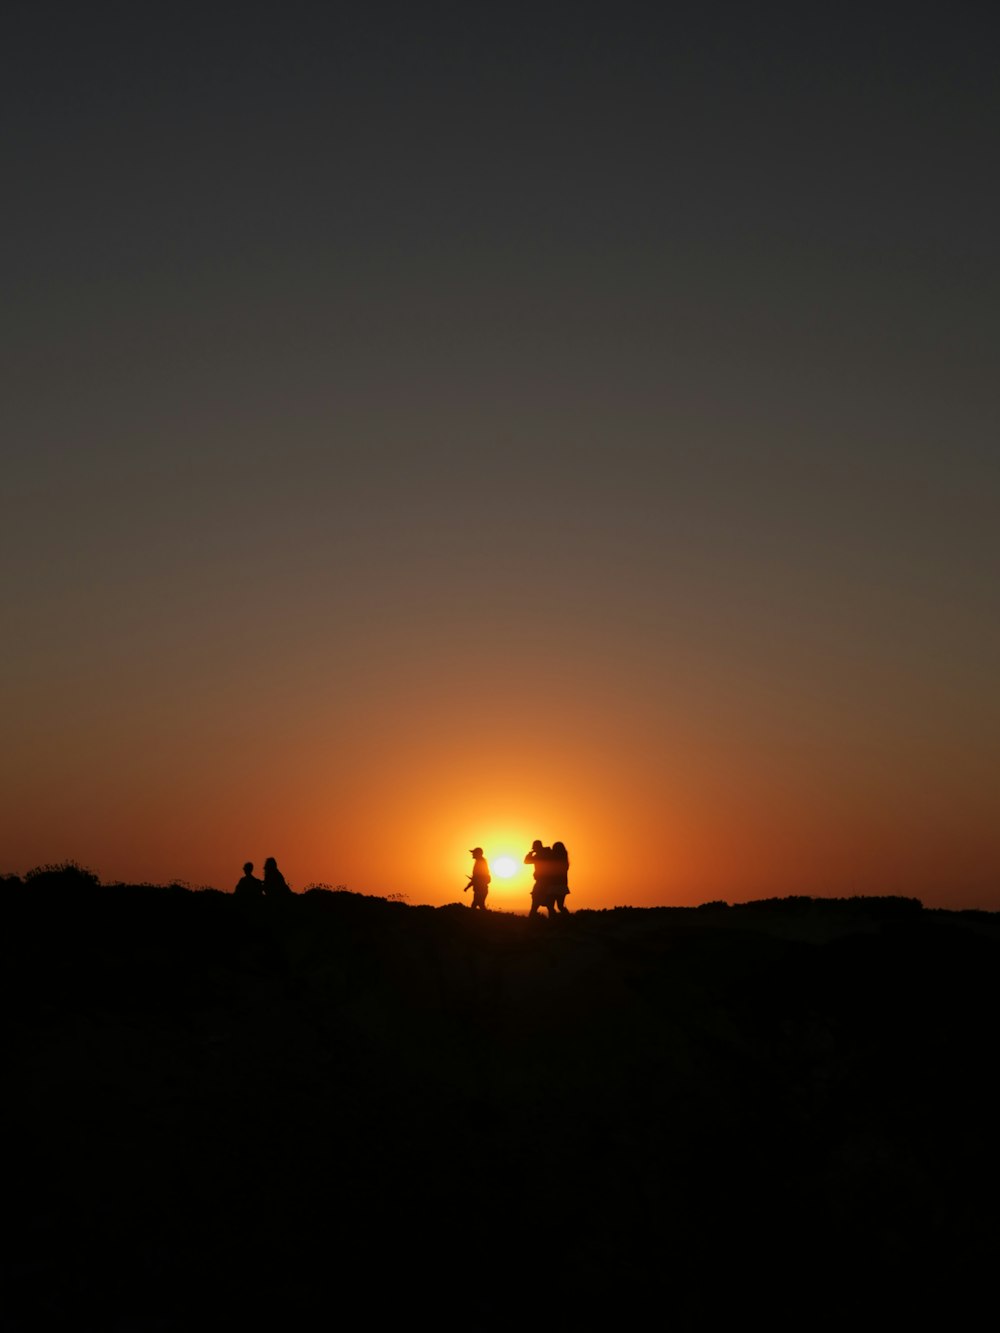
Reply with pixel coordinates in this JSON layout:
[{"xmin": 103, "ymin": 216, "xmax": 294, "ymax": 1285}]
[{"xmin": 4, "ymin": 1, "xmax": 999, "ymax": 908}]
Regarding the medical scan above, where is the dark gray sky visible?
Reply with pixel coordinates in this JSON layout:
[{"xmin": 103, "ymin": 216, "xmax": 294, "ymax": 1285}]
[{"xmin": 3, "ymin": 1, "xmax": 999, "ymax": 905}]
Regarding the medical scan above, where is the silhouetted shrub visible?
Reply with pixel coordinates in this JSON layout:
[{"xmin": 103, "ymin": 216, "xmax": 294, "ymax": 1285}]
[
  {"xmin": 847, "ymin": 894, "xmax": 922, "ymax": 915},
  {"xmin": 24, "ymin": 860, "xmax": 99, "ymax": 888},
  {"xmin": 743, "ymin": 895, "xmax": 815, "ymax": 911}
]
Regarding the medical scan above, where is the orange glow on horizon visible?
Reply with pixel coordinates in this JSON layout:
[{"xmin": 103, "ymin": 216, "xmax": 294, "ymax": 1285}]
[{"xmin": 4, "ymin": 630, "xmax": 1000, "ymax": 912}]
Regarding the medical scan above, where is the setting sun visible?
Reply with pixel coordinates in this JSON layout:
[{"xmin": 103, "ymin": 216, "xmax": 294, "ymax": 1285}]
[{"xmin": 492, "ymin": 856, "xmax": 517, "ymax": 878}]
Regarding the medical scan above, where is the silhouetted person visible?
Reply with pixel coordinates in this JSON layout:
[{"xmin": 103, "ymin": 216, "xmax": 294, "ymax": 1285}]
[
  {"xmin": 465, "ymin": 847, "xmax": 491, "ymax": 910},
  {"xmin": 233, "ymin": 860, "xmax": 263, "ymax": 899},
  {"xmin": 262, "ymin": 856, "xmax": 292, "ymax": 897},
  {"xmin": 550, "ymin": 841, "xmax": 570, "ymax": 914},
  {"xmin": 524, "ymin": 840, "xmax": 557, "ymax": 917}
]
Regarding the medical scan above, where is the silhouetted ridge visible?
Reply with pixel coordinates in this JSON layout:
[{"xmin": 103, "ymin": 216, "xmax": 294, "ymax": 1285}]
[{"xmin": 3, "ymin": 868, "xmax": 998, "ymax": 1327}]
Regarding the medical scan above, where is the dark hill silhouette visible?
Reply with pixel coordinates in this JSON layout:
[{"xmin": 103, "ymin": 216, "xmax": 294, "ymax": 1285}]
[{"xmin": 3, "ymin": 867, "xmax": 998, "ymax": 1327}]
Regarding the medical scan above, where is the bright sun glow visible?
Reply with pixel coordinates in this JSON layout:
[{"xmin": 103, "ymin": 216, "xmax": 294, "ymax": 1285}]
[{"xmin": 492, "ymin": 856, "xmax": 517, "ymax": 878}]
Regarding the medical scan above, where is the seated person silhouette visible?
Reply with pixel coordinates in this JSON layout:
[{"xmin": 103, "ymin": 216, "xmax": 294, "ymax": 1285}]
[
  {"xmin": 234, "ymin": 861, "xmax": 263, "ymax": 898},
  {"xmin": 262, "ymin": 856, "xmax": 293, "ymax": 897}
]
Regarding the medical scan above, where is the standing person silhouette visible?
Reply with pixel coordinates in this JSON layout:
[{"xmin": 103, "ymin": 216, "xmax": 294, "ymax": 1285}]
[
  {"xmin": 262, "ymin": 857, "xmax": 292, "ymax": 897},
  {"xmin": 550, "ymin": 841, "xmax": 570, "ymax": 914},
  {"xmin": 524, "ymin": 840, "xmax": 556, "ymax": 917},
  {"xmin": 466, "ymin": 847, "xmax": 491, "ymax": 910}
]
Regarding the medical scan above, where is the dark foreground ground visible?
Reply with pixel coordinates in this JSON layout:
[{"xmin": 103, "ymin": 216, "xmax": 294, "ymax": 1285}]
[{"xmin": 4, "ymin": 869, "xmax": 999, "ymax": 1329}]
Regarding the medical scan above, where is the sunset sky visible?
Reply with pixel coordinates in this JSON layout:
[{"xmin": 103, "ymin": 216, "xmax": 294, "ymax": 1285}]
[{"xmin": 4, "ymin": 2, "xmax": 999, "ymax": 909}]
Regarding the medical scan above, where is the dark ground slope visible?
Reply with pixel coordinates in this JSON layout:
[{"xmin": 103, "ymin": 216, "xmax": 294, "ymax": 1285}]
[{"xmin": 3, "ymin": 871, "xmax": 999, "ymax": 1329}]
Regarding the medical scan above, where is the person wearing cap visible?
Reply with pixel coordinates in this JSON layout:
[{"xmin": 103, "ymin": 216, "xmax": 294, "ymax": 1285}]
[{"xmin": 466, "ymin": 847, "xmax": 491, "ymax": 910}]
